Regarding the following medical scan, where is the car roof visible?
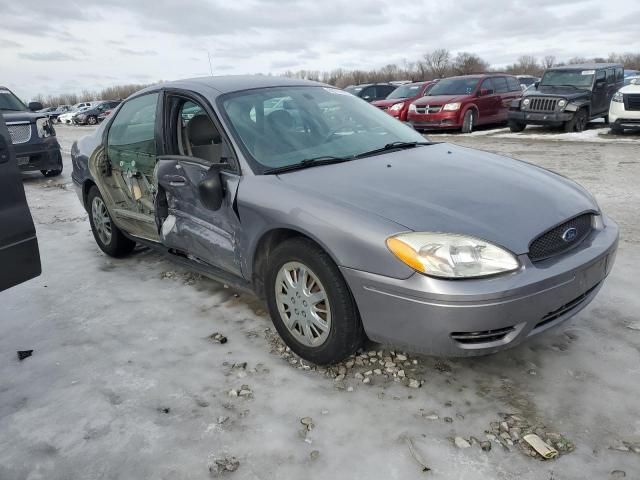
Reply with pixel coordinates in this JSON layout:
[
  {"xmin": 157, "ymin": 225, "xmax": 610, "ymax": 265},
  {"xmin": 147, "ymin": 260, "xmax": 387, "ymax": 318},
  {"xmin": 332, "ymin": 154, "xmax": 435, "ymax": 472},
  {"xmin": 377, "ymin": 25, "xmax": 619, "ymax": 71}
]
[
  {"xmin": 134, "ymin": 75, "xmax": 328, "ymax": 99},
  {"xmin": 547, "ymin": 63, "xmax": 623, "ymax": 71}
]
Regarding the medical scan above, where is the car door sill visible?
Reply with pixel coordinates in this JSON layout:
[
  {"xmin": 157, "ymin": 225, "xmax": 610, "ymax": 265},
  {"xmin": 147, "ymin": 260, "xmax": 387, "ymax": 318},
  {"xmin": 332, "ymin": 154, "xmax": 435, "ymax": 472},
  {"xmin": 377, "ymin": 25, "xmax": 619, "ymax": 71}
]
[{"xmin": 125, "ymin": 233, "xmax": 254, "ymax": 295}]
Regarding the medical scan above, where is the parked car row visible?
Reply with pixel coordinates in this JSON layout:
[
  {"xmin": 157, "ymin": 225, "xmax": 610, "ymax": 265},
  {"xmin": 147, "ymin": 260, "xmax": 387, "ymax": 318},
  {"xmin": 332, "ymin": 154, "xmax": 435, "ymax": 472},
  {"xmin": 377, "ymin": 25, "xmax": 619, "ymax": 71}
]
[
  {"xmin": 347, "ymin": 63, "xmax": 632, "ymax": 134},
  {"xmin": 46, "ymin": 100, "xmax": 121, "ymax": 125}
]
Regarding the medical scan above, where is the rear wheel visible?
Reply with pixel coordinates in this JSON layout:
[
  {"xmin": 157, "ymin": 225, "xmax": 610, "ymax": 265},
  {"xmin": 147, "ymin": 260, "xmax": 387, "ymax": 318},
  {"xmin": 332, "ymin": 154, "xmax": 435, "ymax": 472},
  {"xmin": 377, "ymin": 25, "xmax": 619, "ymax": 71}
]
[
  {"xmin": 87, "ymin": 186, "xmax": 136, "ymax": 257},
  {"xmin": 265, "ymin": 237, "xmax": 363, "ymax": 365},
  {"xmin": 508, "ymin": 121, "xmax": 526, "ymax": 132},
  {"xmin": 564, "ymin": 108, "xmax": 588, "ymax": 132},
  {"xmin": 610, "ymin": 124, "xmax": 624, "ymax": 134},
  {"xmin": 87, "ymin": 115, "xmax": 98, "ymax": 125},
  {"xmin": 461, "ymin": 110, "xmax": 476, "ymax": 133}
]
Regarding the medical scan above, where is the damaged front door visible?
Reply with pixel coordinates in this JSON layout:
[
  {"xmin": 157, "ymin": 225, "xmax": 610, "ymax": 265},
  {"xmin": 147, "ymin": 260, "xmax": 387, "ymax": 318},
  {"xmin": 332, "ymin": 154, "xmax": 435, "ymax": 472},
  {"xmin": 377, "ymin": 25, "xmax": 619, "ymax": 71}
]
[{"xmin": 156, "ymin": 97, "xmax": 242, "ymax": 276}]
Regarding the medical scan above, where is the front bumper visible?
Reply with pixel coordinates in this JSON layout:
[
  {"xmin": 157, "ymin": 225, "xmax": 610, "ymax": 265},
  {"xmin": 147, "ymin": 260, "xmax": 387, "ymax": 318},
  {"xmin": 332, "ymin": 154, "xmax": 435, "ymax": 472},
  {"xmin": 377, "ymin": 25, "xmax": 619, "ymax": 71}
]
[
  {"xmin": 609, "ymin": 100, "xmax": 640, "ymax": 127},
  {"xmin": 14, "ymin": 136, "xmax": 62, "ymax": 172},
  {"xmin": 509, "ymin": 110, "xmax": 573, "ymax": 125},
  {"xmin": 342, "ymin": 216, "xmax": 619, "ymax": 356},
  {"xmin": 408, "ymin": 110, "xmax": 461, "ymax": 130}
]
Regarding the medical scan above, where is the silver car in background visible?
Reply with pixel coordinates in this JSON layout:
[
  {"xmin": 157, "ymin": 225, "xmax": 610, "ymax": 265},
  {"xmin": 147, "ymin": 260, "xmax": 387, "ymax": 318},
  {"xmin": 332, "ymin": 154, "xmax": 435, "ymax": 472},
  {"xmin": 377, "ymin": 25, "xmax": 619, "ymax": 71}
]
[{"xmin": 72, "ymin": 76, "xmax": 618, "ymax": 364}]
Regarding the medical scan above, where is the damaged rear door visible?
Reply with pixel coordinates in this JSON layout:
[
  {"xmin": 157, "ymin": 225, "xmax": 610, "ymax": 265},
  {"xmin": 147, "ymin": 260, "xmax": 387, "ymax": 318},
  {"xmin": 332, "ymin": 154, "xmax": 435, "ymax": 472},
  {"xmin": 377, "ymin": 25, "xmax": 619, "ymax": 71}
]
[{"xmin": 156, "ymin": 93, "xmax": 242, "ymax": 277}]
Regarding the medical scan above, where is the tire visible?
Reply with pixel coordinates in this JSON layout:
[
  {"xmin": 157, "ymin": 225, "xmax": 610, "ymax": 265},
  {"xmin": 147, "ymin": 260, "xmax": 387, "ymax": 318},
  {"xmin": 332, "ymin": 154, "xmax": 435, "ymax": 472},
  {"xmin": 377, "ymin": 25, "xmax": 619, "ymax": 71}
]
[
  {"xmin": 564, "ymin": 108, "xmax": 588, "ymax": 132},
  {"xmin": 461, "ymin": 109, "xmax": 476, "ymax": 133},
  {"xmin": 41, "ymin": 151, "xmax": 63, "ymax": 177},
  {"xmin": 603, "ymin": 115, "xmax": 609, "ymax": 124},
  {"xmin": 87, "ymin": 115, "xmax": 98, "ymax": 125},
  {"xmin": 508, "ymin": 121, "xmax": 526, "ymax": 132},
  {"xmin": 265, "ymin": 237, "xmax": 364, "ymax": 365},
  {"xmin": 87, "ymin": 186, "xmax": 136, "ymax": 257}
]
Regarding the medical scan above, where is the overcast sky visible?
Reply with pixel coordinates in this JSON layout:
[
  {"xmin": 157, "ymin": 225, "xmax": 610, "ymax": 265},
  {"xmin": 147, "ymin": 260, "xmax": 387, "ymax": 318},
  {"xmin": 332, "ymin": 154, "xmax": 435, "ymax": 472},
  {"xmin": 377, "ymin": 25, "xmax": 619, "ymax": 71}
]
[{"xmin": 1, "ymin": 0, "xmax": 639, "ymax": 99}]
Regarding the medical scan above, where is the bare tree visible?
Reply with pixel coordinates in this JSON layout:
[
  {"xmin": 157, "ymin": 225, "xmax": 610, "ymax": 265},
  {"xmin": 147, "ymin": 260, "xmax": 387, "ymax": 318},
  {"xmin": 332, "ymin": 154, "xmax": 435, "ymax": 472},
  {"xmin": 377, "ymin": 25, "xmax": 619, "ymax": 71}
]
[
  {"xmin": 542, "ymin": 55, "xmax": 556, "ymax": 69},
  {"xmin": 516, "ymin": 55, "xmax": 540, "ymax": 75},
  {"xmin": 452, "ymin": 52, "xmax": 489, "ymax": 75},
  {"xmin": 423, "ymin": 49, "xmax": 451, "ymax": 78}
]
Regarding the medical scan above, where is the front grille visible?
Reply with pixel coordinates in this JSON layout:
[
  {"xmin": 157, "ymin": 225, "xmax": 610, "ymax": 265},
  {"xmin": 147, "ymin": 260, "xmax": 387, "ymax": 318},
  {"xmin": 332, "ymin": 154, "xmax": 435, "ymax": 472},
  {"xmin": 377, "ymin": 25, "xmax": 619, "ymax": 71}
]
[
  {"xmin": 415, "ymin": 105, "xmax": 442, "ymax": 114},
  {"xmin": 451, "ymin": 326, "xmax": 515, "ymax": 345},
  {"xmin": 528, "ymin": 214, "xmax": 593, "ymax": 262},
  {"xmin": 534, "ymin": 282, "xmax": 601, "ymax": 331},
  {"xmin": 624, "ymin": 94, "xmax": 640, "ymax": 111},
  {"xmin": 526, "ymin": 97, "xmax": 559, "ymax": 112},
  {"xmin": 7, "ymin": 123, "xmax": 32, "ymax": 144}
]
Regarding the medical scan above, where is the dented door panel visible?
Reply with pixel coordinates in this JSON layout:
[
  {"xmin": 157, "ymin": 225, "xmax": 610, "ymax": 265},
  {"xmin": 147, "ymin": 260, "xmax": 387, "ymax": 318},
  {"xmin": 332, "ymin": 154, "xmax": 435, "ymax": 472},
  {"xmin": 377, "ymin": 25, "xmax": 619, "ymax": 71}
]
[{"xmin": 156, "ymin": 157, "xmax": 241, "ymax": 276}]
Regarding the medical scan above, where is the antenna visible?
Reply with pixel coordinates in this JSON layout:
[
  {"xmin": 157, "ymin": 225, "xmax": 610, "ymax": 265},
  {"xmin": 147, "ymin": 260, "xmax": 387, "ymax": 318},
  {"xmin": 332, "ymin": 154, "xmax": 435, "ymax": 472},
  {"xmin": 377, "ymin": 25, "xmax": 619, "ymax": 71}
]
[{"xmin": 206, "ymin": 50, "xmax": 213, "ymax": 76}]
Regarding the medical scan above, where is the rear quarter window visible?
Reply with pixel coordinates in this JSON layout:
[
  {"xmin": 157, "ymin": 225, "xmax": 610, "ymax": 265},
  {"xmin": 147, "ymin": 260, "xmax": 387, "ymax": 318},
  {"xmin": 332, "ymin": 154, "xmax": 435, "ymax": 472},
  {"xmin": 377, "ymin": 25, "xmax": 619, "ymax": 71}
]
[{"xmin": 493, "ymin": 77, "xmax": 509, "ymax": 93}]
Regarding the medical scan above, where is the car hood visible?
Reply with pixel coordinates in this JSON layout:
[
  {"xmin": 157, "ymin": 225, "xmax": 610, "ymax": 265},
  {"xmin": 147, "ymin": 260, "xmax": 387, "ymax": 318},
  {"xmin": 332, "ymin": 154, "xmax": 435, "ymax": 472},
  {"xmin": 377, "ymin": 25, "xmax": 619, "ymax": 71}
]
[
  {"xmin": 1, "ymin": 111, "xmax": 45, "ymax": 123},
  {"xmin": 412, "ymin": 94, "xmax": 465, "ymax": 106},
  {"xmin": 527, "ymin": 86, "xmax": 590, "ymax": 99},
  {"xmin": 372, "ymin": 99, "xmax": 410, "ymax": 107},
  {"xmin": 275, "ymin": 143, "xmax": 598, "ymax": 254}
]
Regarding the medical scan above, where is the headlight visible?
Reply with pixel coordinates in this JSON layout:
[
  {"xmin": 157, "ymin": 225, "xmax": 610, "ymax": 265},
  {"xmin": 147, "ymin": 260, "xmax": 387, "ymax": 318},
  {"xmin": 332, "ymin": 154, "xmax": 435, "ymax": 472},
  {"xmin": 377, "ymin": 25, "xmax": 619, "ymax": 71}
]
[
  {"xmin": 557, "ymin": 99, "xmax": 567, "ymax": 108},
  {"xmin": 408, "ymin": 103, "xmax": 417, "ymax": 113},
  {"xmin": 36, "ymin": 118, "xmax": 54, "ymax": 138},
  {"xmin": 442, "ymin": 102, "xmax": 461, "ymax": 111},
  {"xmin": 522, "ymin": 98, "xmax": 531, "ymax": 106},
  {"xmin": 612, "ymin": 92, "xmax": 624, "ymax": 103},
  {"xmin": 389, "ymin": 102, "xmax": 404, "ymax": 112},
  {"xmin": 386, "ymin": 232, "xmax": 519, "ymax": 278}
]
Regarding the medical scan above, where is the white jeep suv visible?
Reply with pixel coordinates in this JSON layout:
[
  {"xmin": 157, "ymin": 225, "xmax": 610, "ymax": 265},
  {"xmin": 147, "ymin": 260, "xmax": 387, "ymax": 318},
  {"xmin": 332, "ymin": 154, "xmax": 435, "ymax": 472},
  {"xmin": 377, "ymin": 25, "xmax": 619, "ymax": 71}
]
[{"xmin": 609, "ymin": 81, "xmax": 640, "ymax": 133}]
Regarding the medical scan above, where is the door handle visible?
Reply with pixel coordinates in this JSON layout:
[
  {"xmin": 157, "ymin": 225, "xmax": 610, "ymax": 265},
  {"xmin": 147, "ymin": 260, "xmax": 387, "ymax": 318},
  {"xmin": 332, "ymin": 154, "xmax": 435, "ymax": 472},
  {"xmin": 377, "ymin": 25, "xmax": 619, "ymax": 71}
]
[{"xmin": 164, "ymin": 174, "xmax": 187, "ymax": 186}]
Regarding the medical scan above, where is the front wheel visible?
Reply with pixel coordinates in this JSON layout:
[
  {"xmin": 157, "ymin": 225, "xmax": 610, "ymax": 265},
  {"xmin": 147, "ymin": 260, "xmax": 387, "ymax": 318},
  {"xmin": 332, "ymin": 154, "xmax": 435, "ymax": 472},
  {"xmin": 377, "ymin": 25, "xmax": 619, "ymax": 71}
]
[
  {"xmin": 87, "ymin": 115, "xmax": 98, "ymax": 125},
  {"xmin": 461, "ymin": 110, "xmax": 476, "ymax": 133},
  {"xmin": 564, "ymin": 108, "xmax": 588, "ymax": 132},
  {"xmin": 265, "ymin": 237, "xmax": 364, "ymax": 365},
  {"xmin": 508, "ymin": 121, "xmax": 526, "ymax": 132},
  {"xmin": 87, "ymin": 186, "xmax": 136, "ymax": 257}
]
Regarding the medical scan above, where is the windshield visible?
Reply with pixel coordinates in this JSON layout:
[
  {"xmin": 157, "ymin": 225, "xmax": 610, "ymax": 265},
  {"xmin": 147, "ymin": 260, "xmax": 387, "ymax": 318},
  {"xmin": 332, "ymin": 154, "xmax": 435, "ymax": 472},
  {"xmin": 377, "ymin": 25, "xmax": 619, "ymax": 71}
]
[
  {"xmin": 540, "ymin": 70, "xmax": 594, "ymax": 88},
  {"xmin": 428, "ymin": 77, "xmax": 479, "ymax": 96},
  {"xmin": 344, "ymin": 86, "xmax": 363, "ymax": 95},
  {"xmin": 387, "ymin": 84, "xmax": 423, "ymax": 99},
  {"xmin": 0, "ymin": 89, "xmax": 27, "ymax": 112},
  {"xmin": 220, "ymin": 86, "xmax": 426, "ymax": 173}
]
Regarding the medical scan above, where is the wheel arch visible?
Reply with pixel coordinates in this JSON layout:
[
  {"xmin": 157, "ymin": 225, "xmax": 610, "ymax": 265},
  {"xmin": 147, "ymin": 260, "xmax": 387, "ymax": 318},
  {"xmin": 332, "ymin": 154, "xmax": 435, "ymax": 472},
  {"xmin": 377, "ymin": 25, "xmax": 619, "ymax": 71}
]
[
  {"xmin": 250, "ymin": 228, "xmax": 338, "ymax": 299},
  {"xmin": 82, "ymin": 179, "xmax": 97, "ymax": 211}
]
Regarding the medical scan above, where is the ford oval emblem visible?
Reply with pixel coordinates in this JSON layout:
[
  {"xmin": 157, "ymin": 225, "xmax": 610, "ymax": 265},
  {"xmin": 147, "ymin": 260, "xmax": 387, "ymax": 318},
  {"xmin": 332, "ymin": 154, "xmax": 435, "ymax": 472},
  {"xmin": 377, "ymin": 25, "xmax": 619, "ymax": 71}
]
[{"xmin": 562, "ymin": 227, "xmax": 578, "ymax": 242}]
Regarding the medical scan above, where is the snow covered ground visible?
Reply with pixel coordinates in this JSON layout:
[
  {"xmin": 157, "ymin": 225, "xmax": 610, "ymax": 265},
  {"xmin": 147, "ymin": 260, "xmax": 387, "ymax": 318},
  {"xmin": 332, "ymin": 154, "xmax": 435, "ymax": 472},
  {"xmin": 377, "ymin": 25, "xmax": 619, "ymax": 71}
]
[{"xmin": 1, "ymin": 125, "xmax": 639, "ymax": 480}]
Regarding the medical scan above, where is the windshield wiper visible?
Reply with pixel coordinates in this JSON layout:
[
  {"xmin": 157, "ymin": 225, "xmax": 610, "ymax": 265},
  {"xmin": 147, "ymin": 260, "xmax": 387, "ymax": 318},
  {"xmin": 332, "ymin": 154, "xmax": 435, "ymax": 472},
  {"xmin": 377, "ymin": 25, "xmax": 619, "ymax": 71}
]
[
  {"xmin": 354, "ymin": 141, "xmax": 433, "ymax": 159},
  {"xmin": 263, "ymin": 155, "xmax": 353, "ymax": 175}
]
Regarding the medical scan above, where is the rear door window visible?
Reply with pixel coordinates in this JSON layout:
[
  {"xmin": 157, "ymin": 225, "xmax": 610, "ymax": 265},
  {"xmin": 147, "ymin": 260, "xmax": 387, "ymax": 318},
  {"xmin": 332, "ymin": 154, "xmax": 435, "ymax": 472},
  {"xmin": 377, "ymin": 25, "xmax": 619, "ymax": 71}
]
[
  {"xmin": 480, "ymin": 78, "xmax": 496, "ymax": 94},
  {"xmin": 606, "ymin": 68, "xmax": 615, "ymax": 84},
  {"xmin": 107, "ymin": 92, "xmax": 159, "ymax": 176},
  {"xmin": 507, "ymin": 77, "xmax": 521, "ymax": 92}
]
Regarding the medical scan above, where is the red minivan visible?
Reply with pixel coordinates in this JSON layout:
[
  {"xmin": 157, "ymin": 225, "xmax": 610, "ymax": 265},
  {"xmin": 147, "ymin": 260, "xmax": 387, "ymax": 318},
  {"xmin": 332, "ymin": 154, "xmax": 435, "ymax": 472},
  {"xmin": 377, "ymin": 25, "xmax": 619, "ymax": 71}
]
[
  {"xmin": 407, "ymin": 74, "xmax": 522, "ymax": 133},
  {"xmin": 371, "ymin": 81, "xmax": 437, "ymax": 121}
]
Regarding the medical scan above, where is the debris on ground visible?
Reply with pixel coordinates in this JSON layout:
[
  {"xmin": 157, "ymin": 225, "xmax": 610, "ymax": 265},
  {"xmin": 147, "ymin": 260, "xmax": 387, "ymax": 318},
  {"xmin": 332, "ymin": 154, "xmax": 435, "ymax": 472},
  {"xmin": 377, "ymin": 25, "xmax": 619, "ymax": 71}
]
[
  {"xmin": 158, "ymin": 407, "xmax": 170, "ymax": 414},
  {"xmin": 17, "ymin": 350, "xmax": 33, "ymax": 361},
  {"xmin": 610, "ymin": 470, "xmax": 626, "ymax": 479},
  {"xmin": 299, "ymin": 416, "xmax": 315, "ymax": 441},
  {"xmin": 402, "ymin": 435, "xmax": 431, "ymax": 473},
  {"xmin": 209, "ymin": 456, "xmax": 240, "ymax": 476},
  {"xmin": 478, "ymin": 413, "xmax": 574, "ymax": 459},
  {"xmin": 454, "ymin": 437, "xmax": 471, "ymax": 449},
  {"xmin": 609, "ymin": 440, "xmax": 640, "ymax": 453},
  {"xmin": 309, "ymin": 450, "xmax": 320, "ymax": 461},
  {"xmin": 625, "ymin": 322, "xmax": 640, "ymax": 331},
  {"xmin": 209, "ymin": 332, "xmax": 228, "ymax": 344},
  {"xmin": 265, "ymin": 328, "xmax": 426, "ymax": 390},
  {"xmin": 523, "ymin": 434, "xmax": 558, "ymax": 459}
]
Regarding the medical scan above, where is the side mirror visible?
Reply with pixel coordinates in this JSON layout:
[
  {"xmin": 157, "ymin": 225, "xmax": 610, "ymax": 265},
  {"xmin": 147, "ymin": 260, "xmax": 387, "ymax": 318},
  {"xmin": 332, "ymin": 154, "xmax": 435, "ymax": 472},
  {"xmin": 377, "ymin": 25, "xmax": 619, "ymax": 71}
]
[
  {"xmin": 198, "ymin": 165, "xmax": 224, "ymax": 211},
  {"xmin": 28, "ymin": 102, "xmax": 43, "ymax": 112},
  {"xmin": 534, "ymin": 81, "xmax": 540, "ymax": 89}
]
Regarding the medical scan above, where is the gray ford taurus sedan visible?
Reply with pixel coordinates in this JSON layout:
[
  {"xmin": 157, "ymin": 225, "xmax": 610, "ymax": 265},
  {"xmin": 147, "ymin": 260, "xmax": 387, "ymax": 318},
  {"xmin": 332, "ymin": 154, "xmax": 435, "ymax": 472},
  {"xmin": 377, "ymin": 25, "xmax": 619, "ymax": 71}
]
[{"xmin": 71, "ymin": 76, "xmax": 618, "ymax": 364}]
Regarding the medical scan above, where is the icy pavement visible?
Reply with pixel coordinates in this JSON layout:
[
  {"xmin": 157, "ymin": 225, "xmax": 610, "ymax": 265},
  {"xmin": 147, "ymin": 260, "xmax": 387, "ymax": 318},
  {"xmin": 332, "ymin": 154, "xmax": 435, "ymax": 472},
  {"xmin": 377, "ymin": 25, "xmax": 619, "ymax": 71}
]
[{"xmin": 1, "ymin": 125, "xmax": 639, "ymax": 479}]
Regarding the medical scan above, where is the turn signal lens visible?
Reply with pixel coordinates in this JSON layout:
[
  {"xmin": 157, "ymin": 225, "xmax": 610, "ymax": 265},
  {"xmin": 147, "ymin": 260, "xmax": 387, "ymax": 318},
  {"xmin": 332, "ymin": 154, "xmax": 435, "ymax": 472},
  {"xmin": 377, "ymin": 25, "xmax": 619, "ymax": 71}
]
[{"xmin": 386, "ymin": 232, "xmax": 519, "ymax": 278}]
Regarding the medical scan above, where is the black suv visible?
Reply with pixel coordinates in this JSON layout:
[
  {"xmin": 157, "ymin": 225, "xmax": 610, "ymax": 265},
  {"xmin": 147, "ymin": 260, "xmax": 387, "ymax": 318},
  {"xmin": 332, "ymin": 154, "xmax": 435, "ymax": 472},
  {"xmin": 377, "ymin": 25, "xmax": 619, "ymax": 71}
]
[
  {"xmin": 0, "ymin": 86, "xmax": 63, "ymax": 176},
  {"xmin": 508, "ymin": 63, "xmax": 624, "ymax": 132},
  {"xmin": 344, "ymin": 83, "xmax": 397, "ymax": 102}
]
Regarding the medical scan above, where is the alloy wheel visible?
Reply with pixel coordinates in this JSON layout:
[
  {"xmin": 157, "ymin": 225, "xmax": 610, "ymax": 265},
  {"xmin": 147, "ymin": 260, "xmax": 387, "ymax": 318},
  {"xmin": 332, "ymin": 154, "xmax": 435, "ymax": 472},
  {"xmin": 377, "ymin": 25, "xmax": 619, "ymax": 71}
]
[
  {"xmin": 91, "ymin": 196, "xmax": 112, "ymax": 246},
  {"xmin": 275, "ymin": 261, "xmax": 332, "ymax": 347}
]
